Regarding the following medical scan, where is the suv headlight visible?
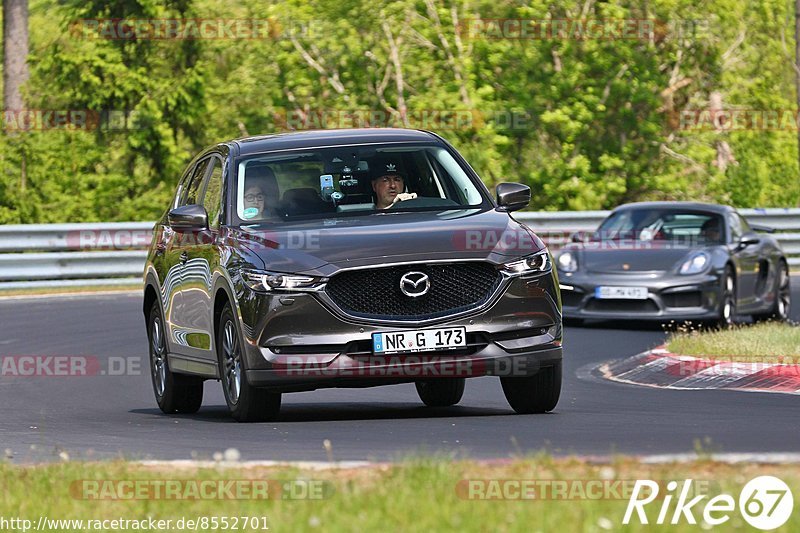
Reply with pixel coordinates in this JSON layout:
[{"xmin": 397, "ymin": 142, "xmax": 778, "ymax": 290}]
[
  {"xmin": 678, "ymin": 252, "xmax": 710, "ymax": 275},
  {"xmin": 242, "ymin": 269, "xmax": 327, "ymax": 292},
  {"xmin": 556, "ymin": 251, "xmax": 578, "ymax": 273},
  {"xmin": 502, "ymin": 250, "xmax": 552, "ymax": 274}
]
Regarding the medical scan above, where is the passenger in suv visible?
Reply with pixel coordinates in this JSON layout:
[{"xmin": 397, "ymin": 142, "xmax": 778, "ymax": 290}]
[{"xmin": 144, "ymin": 129, "xmax": 562, "ymax": 422}]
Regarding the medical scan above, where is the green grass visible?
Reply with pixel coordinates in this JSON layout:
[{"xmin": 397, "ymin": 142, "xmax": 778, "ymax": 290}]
[
  {"xmin": 666, "ymin": 322, "xmax": 800, "ymax": 362},
  {"xmin": 1, "ymin": 458, "xmax": 799, "ymax": 531}
]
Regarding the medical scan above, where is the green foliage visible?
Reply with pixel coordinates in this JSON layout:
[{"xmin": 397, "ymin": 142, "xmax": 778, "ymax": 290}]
[{"xmin": 0, "ymin": 0, "xmax": 798, "ymax": 222}]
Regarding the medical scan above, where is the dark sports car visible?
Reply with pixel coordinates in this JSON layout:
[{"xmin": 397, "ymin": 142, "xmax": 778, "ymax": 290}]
[{"xmin": 556, "ymin": 202, "xmax": 791, "ymax": 326}]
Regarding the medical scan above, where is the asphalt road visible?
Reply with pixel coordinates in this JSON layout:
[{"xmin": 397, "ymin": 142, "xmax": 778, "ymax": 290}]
[{"xmin": 0, "ymin": 289, "xmax": 798, "ymax": 463}]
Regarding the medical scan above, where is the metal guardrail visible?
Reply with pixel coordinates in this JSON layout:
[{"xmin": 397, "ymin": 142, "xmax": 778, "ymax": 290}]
[
  {"xmin": 0, "ymin": 222, "xmax": 154, "ymax": 253},
  {"xmin": 0, "ymin": 209, "xmax": 799, "ymax": 290},
  {"xmin": 0, "ymin": 251, "xmax": 148, "ymax": 281},
  {"xmin": 0, "ymin": 222, "xmax": 153, "ymax": 290}
]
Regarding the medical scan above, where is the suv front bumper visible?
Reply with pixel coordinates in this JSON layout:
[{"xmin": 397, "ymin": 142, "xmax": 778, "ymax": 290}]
[{"xmin": 236, "ymin": 270, "xmax": 563, "ymax": 391}]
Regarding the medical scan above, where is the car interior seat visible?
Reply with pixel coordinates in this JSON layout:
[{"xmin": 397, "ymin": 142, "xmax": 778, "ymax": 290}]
[{"xmin": 281, "ymin": 187, "xmax": 336, "ymax": 216}]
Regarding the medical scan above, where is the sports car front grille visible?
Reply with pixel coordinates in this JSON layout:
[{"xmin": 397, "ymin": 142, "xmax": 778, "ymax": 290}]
[
  {"xmin": 324, "ymin": 262, "xmax": 503, "ymax": 321},
  {"xmin": 585, "ymin": 299, "xmax": 659, "ymax": 313},
  {"xmin": 560, "ymin": 291, "xmax": 584, "ymax": 307},
  {"xmin": 663, "ymin": 291, "xmax": 703, "ymax": 308}
]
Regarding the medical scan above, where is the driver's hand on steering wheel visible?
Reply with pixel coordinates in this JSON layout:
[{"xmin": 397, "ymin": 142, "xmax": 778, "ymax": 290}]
[{"xmin": 392, "ymin": 192, "xmax": 417, "ymax": 204}]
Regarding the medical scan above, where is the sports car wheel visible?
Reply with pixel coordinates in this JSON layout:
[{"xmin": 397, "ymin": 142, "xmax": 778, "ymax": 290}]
[
  {"xmin": 148, "ymin": 301, "xmax": 203, "ymax": 414},
  {"xmin": 716, "ymin": 267, "xmax": 736, "ymax": 329},
  {"xmin": 218, "ymin": 303, "xmax": 281, "ymax": 422},
  {"xmin": 415, "ymin": 378, "xmax": 465, "ymax": 407},
  {"xmin": 753, "ymin": 260, "xmax": 791, "ymax": 322},
  {"xmin": 500, "ymin": 361, "xmax": 561, "ymax": 414}
]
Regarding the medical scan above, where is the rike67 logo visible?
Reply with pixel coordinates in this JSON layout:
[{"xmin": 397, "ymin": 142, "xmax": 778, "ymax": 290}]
[{"xmin": 623, "ymin": 476, "xmax": 793, "ymax": 530}]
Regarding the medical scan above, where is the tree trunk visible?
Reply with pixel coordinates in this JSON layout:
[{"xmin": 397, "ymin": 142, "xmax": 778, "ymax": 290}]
[
  {"xmin": 710, "ymin": 92, "xmax": 737, "ymax": 172},
  {"xmin": 20, "ymin": 151, "xmax": 26, "ymax": 190},
  {"xmin": 3, "ymin": 0, "xmax": 30, "ymax": 111},
  {"xmin": 796, "ymin": 0, "xmax": 800, "ymax": 203}
]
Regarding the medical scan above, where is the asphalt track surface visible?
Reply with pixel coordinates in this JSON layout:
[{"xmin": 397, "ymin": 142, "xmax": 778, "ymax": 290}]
[{"xmin": 1, "ymin": 288, "xmax": 798, "ymax": 463}]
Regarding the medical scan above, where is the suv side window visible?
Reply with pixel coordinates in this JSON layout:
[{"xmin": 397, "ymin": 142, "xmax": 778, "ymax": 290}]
[
  {"xmin": 202, "ymin": 157, "xmax": 224, "ymax": 230},
  {"xmin": 173, "ymin": 164, "xmax": 195, "ymax": 209},
  {"xmin": 179, "ymin": 158, "xmax": 211, "ymax": 207}
]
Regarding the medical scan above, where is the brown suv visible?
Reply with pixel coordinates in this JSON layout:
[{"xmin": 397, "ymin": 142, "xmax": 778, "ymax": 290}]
[{"xmin": 143, "ymin": 128, "xmax": 562, "ymax": 422}]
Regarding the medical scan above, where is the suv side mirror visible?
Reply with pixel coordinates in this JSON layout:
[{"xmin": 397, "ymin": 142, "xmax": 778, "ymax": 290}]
[
  {"xmin": 496, "ymin": 183, "xmax": 531, "ymax": 212},
  {"xmin": 570, "ymin": 231, "xmax": 588, "ymax": 243},
  {"xmin": 168, "ymin": 204, "xmax": 209, "ymax": 231}
]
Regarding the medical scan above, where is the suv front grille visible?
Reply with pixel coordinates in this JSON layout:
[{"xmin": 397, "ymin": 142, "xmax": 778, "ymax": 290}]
[{"xmin": 325, "ymin": 262, "xmax": 503, "ymax": 321}]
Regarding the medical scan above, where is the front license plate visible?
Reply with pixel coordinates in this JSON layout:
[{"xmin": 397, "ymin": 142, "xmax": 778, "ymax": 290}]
[
  {"xmin": 372, "ymin": 327, "xmax": 467, "ymax": 355},
  {"xmin": 595, "ymin": 286, "xmax": 648, "ymax": 300}
]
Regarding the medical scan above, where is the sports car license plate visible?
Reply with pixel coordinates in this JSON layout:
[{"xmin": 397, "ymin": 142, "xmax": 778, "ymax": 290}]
[
  {"xmin": 595, "ymin": 286, "xmax": 648, "ymax": 300},
  {"xmin": 372, "ymin": 327, "xmax": 467, "ymax": 355}
]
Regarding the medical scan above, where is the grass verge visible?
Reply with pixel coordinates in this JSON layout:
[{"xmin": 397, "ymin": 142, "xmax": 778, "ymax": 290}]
[
  {"xmin": 666, "ymin": 322, "xmax": 800, "ymax": 362},
  {"xmin": 1, "ymin": 457, "xmax": 799, "ymax": 531}
]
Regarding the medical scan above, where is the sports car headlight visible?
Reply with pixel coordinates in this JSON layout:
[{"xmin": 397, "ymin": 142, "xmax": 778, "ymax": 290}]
[
  {"xmin": 502, "ymin": 250, "xmax": 552, "ymax": 274},
  {"xmin": 678, "ymin": 252, "xmax": 710, "ymax": 275},
  {"xmin": 241, "ymin": 269, "xmax": 327, "ymax": 292},
  {"xmin": 556, "ymin": 251, "xmax": 578, "ymax": 273}
]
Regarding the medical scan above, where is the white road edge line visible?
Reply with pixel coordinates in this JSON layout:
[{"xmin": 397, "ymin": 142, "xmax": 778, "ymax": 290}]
[
  {"xmin": 136, "ymin": 453, "xmax": 800, "ymax": 469},
  {"xmin": 136, "ymin": 460, "xmax": 375, "ymax": 470},
  {"xmin": 0, "ymin": 290, "xmax": 141, "ymax": 301},
  {"xmin": 638, "ymin": 453, "xmax": 800, "ymax": 464}
]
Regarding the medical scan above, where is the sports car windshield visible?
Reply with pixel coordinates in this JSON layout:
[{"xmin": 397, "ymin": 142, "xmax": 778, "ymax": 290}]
[
  {"xmin": 233, "ymin": 144, "xmax": 486, "ymax": 223},
  {"xmin": 595, "ymin": 209, "xmax": 725, "ymax": 245}
]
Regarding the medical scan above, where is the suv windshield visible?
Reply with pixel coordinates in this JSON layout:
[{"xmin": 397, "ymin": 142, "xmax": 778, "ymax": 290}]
[
  {"xmin": 234, "ymin": 143, "xmax": 486, "ymax": 223},
  {"xmin": 595, "ymin": 209, "xmax": 725, "ymax": 245}
]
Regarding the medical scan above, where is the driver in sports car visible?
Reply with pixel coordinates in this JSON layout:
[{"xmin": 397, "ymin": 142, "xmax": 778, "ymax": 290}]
[{"xmin": 371, "ymin": 160, "xmax": 417, "ymax": 209}]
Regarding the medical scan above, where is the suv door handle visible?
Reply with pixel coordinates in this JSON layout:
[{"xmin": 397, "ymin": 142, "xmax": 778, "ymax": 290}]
[{"xmin": 180, "ymin": 251, "xmax": 189, "ymax": 264}]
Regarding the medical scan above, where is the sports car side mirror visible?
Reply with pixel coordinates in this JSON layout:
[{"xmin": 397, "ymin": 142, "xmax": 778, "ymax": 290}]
[
  {"xmin": 496, "ymin": 183, "xmax": 531, "ymax": 212},
  {"xmin": 737, "ymin": 234, "xmax": 760, "ymax": 250},
  {"xmin": 168, "ymin": 204, "xmax": 209, "ymax": 231}
]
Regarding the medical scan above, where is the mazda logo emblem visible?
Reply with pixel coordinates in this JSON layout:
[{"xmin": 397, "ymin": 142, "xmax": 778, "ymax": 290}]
[{"xmin": 399, "ymin": 271, "xmax": 430, "ymax": 298}]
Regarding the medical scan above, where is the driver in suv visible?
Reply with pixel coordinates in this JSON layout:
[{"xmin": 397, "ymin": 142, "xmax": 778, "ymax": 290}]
[{"xmin": 371, "ymin": 158, "xmax": 417, "ymax": 209}]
